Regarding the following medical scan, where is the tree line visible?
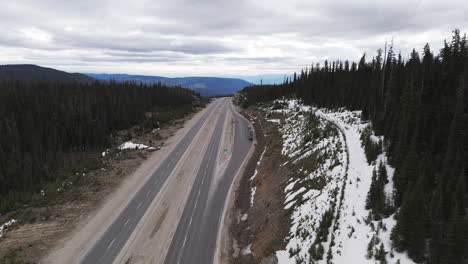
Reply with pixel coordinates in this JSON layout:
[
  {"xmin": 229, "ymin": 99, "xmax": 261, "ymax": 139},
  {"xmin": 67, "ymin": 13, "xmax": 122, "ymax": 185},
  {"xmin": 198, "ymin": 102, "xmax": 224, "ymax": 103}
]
[
  {"xmin": 239, "ymin": 30, "xmax": 467, "ymax": 263},
  {"xmin": 0, "ymin": 80, "xmax": 203, "ymax": 213}
]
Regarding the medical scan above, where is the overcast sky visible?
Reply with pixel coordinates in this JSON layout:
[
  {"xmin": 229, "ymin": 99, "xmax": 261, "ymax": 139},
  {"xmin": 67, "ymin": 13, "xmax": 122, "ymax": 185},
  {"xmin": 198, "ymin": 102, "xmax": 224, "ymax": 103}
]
[{"xmin": 1, "ymin": 0, "xmax": 467, "ymax": 77}]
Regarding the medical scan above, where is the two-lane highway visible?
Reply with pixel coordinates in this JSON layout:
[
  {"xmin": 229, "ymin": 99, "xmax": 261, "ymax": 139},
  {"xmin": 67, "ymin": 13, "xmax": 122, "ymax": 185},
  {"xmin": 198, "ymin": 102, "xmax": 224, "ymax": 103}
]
[{"xmin": 79, "ymin": 101, "xmax": 220, "ymax": 264}]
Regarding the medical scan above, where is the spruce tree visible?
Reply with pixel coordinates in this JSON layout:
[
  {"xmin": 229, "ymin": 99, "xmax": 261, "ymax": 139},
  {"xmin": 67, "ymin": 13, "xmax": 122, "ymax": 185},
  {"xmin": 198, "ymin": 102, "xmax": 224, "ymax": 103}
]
[{"xmin": 376, "ymin": 243, "xmax": 387, "ymax": 264}]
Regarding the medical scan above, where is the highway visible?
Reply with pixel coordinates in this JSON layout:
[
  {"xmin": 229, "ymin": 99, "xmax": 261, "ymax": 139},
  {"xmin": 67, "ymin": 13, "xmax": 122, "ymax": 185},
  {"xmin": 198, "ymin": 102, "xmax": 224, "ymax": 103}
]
[
  {"xmin": 80, "ymin": 101, "xmax": 219, "ymax": 264},
  {"xmin": 164, "ymin": 100, "xmax": 252, "ymax": 264},
  {"xmin": 79, "ymin": 98, "xmax": 252, "ymax": 264}
]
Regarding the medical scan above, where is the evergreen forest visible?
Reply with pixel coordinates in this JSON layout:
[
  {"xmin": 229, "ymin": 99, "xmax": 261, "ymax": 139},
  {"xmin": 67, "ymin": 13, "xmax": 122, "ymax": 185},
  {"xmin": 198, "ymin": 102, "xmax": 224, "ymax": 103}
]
[
  {"xmin": 0, "ymin": 80, "xmax": 202, "ymax": 213},
  {"xmin": 239, "ymin": 30, "xmax": 467, "ymax": 263}
]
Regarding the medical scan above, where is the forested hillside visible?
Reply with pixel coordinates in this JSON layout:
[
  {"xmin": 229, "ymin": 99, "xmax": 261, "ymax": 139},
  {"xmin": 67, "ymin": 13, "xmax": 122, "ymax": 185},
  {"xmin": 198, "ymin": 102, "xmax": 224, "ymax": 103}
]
[
  {"xmin": 239, "ymin": 30, "xmax": 467, "ymax": 263},
  {"xmin": 0, "ymin": 80, "xmax": 203, "ymax": 213},
  {"xmin": 0, "ymin": 65, "xmax": 94, "ymax": 83}
]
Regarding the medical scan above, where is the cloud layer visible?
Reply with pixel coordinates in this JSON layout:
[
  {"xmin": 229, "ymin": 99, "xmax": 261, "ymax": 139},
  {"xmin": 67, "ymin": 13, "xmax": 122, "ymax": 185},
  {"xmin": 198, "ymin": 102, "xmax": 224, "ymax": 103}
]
[{"xmin": 1, "ymin": 0, "xmax": 467, "ymax": 76}]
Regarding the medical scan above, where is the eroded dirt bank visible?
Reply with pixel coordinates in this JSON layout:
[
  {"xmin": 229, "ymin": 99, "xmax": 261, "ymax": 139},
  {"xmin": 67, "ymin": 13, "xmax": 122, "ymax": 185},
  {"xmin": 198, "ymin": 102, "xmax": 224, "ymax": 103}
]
[{"xmin": 228, "ymin": 107, "xmax": 291, "ymax": 264}]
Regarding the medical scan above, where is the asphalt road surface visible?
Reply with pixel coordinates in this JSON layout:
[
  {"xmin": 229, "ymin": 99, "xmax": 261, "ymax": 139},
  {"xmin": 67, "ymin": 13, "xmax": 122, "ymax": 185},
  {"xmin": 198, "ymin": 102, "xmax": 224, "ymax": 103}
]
[
  {"xmin": 79, "ymin": 101, "xmax": 219, "ymax": 264},
  {"xmin": 164, "ymin": 99, "xmax": 252, "ymax": 264},
  {"xmin": 79, "ymin": 98, "xmax": 252, "ymax": 264}
]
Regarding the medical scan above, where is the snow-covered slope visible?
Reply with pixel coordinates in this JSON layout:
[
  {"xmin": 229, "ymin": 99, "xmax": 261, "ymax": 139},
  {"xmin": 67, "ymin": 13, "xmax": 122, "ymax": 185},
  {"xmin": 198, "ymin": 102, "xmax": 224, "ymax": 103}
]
[{"xmin": 257, "ymin": 99, "xmax": 415, "ymax": 264}]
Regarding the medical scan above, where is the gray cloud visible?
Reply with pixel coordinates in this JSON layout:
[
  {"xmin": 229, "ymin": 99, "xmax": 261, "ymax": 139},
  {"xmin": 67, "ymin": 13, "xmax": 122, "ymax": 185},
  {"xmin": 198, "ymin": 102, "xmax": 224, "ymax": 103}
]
[{"xmin": 0, "ymin": 0, "xmax": 467, "ymax": 76}]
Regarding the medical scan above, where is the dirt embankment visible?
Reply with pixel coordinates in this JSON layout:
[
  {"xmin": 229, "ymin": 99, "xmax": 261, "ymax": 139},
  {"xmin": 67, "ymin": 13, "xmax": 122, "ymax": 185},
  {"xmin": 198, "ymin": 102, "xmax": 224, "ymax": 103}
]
[
  {"xmin": 0, "ymin": 105, "xmax": 207, "ymax": 264},
  {"xmin": 229, "ymin": 107, "xmax": 292, "ymax": 264}
]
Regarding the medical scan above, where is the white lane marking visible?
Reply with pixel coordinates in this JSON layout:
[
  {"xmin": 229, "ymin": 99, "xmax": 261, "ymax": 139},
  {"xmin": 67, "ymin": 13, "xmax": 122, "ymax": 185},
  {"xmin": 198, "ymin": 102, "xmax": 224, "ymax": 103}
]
[
  {"xmin": 146, "ymin": 190, "xmax": 150, "ymax": 196},
  {"xmin": 182, "ymin": 234, "xmax": 188, "ymax": 248},
  {"xmin": 124, "ymin": 218, "xmax": 130, "ymax": 227},
  {"xmin": 136, "ymin": 202, "xmax": 142, "ymax": 209},
  {"xmin": 153, "ymin": 179, "xmax": 159, "ymax": 185},
  {"xmin": 107, "ymin": 238, "xmax": 116, "ymax": 250}
]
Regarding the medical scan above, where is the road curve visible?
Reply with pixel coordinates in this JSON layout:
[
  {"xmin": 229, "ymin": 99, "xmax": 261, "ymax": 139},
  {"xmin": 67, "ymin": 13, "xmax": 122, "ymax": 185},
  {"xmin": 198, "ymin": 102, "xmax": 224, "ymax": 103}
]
[
  {"xmin": 163, "ymin": 99, "xmax": 252, "ymax": 264},
  {"xmin": 79, "ymin": 101, "xmax": 219, "ymax": 264}
]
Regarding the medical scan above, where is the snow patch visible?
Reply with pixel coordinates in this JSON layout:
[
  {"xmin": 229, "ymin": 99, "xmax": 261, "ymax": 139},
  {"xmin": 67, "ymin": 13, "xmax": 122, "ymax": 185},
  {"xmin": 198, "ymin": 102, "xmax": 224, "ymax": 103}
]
[
  {"xmin": 267, "ymin": 119, "xmax": 281, "ymax": 124},
  {"xmin": 103, "ymin": 141, "xmax": 158, "ymax": 157},
  {"xmin": 249, "ymin": 147, "xmax": 266, "ymax": 207},
  {"xmin": 250, "ymin": 187, "xmax": 257, "ymax": 207},
  {"xmin": 102, "ymin": 149, "xmax": 110, "ymax": 157},
  {"xmin": 241, "ymin": 213, "xmax": 248, "ymax": 221},
  {"xmin": 0, "ymin": 219, "xmax": 17, "ymax": 238},
  {"xmin": 119, "ymin": 141, "xmax": 150, "ymax": 150},
  {"xmin": 241, "ymin": 244, "xmax": 252, "ymax": 255}
]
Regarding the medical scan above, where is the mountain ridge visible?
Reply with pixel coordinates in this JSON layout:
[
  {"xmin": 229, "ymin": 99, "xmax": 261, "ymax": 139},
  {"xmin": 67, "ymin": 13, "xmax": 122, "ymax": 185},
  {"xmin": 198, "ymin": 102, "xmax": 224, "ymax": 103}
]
[
  {"xmin": 0, "ymin": 65, "xmax": 252, "ymax": 97},
  {"xmin": 86, "ymin": 73, "xmax": 252, "ymax": 96},
  {"xmin": 0, "ymin": 64, "xmax": 94, "ymax": 83}
]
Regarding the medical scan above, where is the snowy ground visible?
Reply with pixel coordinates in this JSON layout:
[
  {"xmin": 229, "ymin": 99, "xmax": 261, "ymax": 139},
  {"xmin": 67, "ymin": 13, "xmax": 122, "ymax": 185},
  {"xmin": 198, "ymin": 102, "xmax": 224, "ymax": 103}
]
[
  {"xmin": 249, "ymin": 147, "xmax": 266, "ymax": 207},
  {"xmin": 102, "ymin": 141, "xmax": 157, "ymax": 157},
  {"xmin": 256, "ymin": 99, "xmax": 414, "ymax": 264},
  {"xmin": 0, "ymin": 219, "xmax": 16, "ymax": 238},
  {"xmin": 315, "ymin": 108, "xmax": 413, "ymax": 264}
]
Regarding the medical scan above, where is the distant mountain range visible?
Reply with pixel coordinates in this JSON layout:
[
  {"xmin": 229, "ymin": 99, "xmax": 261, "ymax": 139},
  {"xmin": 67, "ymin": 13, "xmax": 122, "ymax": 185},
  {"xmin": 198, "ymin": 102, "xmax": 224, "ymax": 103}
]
[
  {"xmin": 0, "ymin": 64, "xmax": 94, "ymax": 83},
  {"xmin": 86, "ymin": 73, "xmax": 252, "ymax": 96},
  {"xmin": 0, "ymin": 65, "xmax": 253, "ymax": 97},
  {"xmin": 232, "ymin": 74, "xmax": 291, "ymax": 85}
]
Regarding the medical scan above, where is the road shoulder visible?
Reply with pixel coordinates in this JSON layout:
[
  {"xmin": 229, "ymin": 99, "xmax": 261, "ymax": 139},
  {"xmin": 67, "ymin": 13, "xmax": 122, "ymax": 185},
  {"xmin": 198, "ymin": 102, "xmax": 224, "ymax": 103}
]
[{"xmin": 217, "ymin": 103, "xmax": 258, "ymax": 264}]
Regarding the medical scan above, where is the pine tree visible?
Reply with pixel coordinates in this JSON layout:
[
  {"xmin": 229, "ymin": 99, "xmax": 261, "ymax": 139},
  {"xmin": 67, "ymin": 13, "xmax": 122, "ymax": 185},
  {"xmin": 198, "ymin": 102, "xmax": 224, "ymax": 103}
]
[
  {"xmin": 366, "ymin": 168, "xmax": 378, "ymax": 210},
  {"xmin": 391, "ymin": 180, "xmax": 426, "ymax": 262},
  {"xmin": 376, "ymin": 243, "xmax": 387, "ymax": 264},
  {"xmin": 366, "ymin": 237, "xmax": 375, "ymax": 259},
  {"xmin": 378, "ymin": 161, "xmax": 388, "ymax": 184},
  {"xmin": 366, "ymin": 164, "xmax": 388, "ymax": 219}
]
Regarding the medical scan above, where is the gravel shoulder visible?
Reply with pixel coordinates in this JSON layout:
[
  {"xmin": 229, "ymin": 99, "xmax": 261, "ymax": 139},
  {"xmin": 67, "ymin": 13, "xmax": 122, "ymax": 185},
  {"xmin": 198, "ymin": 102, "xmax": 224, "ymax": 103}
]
[{"xmin": 217, "ymin": 105, "xmax": 259, "ymax": 264}]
